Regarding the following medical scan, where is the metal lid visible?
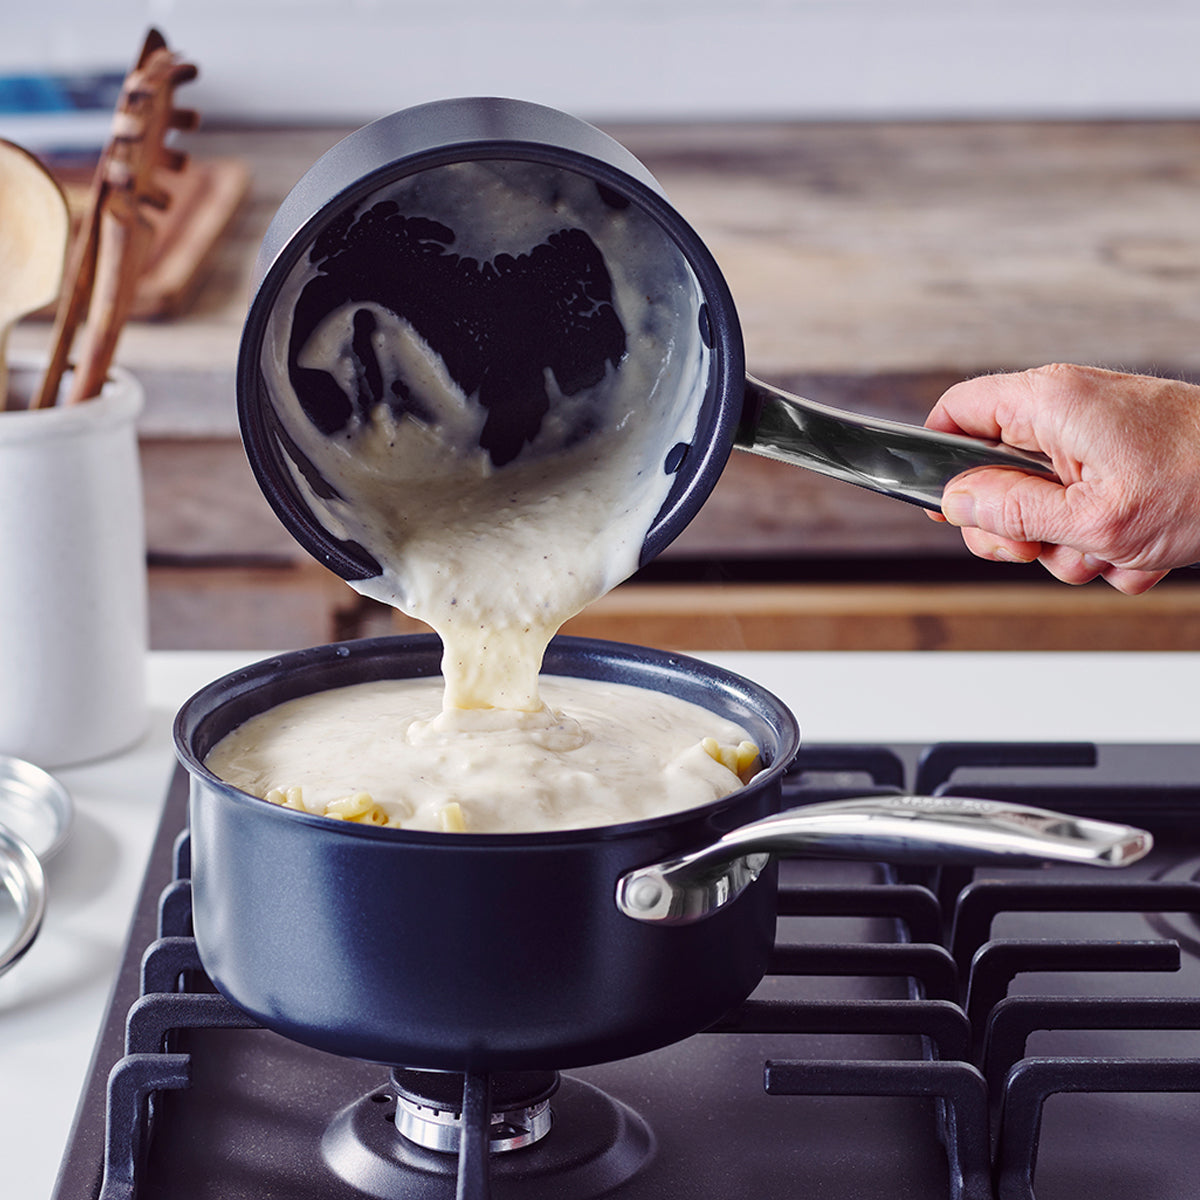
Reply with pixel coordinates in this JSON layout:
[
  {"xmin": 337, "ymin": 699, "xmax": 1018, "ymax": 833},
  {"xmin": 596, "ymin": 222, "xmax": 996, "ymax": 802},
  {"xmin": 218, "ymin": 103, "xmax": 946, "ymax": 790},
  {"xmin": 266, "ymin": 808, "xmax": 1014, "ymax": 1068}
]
[
  {"xmin": 0, "ymin": 825, "xmax": 45, "ymax": 976},
  {"xmin": 0, "ymin": 754, "xmax": 74, "ymax": 861},
  {"xmin": 0, "ymin": 756, "xmax": 64, "ymax": 975}
]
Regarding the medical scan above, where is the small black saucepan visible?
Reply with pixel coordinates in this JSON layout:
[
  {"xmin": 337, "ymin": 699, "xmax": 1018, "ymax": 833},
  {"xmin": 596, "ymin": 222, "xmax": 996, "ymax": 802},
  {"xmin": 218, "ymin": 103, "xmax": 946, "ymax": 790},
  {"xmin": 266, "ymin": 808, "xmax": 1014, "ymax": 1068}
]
[
  {"xmin": 174, "ymin": 635, "xmax": 1148, "ymax": 1072},
  {"xmin": 237, "ymin": 95, "xmax": 1056, "ymax": 583}
]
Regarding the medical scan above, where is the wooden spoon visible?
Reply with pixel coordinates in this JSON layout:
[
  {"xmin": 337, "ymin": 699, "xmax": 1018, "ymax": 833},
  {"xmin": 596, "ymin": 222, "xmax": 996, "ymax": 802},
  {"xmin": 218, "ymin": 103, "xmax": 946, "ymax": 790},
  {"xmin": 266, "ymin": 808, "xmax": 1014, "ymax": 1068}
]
[{"xmin": 0, "ymin": 140, "xmax": 69, "ymax": 409}]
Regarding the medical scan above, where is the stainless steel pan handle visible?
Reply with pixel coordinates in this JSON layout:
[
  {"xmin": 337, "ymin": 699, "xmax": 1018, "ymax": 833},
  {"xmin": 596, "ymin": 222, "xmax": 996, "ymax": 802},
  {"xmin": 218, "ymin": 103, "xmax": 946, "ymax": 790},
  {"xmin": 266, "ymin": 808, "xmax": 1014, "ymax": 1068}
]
[
  {"xmin": 737, "ymin": 375, "xmax": 1058, "ymax": 511},
  {"xmin": 0, "ymin": 825, "xmax": 46, "ymax": 974},
  {"xmin": 616, "ymin": 794, "xmax": 1152, "ymax": 925}
]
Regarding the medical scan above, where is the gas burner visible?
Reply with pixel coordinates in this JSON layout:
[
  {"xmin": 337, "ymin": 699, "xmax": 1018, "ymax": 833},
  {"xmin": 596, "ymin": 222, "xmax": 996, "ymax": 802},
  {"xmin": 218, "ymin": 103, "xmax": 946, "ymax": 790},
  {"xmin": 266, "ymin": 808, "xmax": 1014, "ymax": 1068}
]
[
  {"xmin": 321, "ymin": 1073, "xmax": 652, "ymax": 1199},
  {"xmin": 390, "ymin": 1069, "xmax": 558, "ymax": 1153}
]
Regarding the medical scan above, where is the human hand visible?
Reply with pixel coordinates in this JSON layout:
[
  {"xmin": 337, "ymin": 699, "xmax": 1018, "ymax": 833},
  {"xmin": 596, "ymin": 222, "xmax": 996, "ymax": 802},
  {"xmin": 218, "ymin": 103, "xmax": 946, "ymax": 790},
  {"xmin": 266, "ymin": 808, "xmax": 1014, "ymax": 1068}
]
[{"xmin": 925, "ymin": 363, "xmax": 1200, "ymax": 594}]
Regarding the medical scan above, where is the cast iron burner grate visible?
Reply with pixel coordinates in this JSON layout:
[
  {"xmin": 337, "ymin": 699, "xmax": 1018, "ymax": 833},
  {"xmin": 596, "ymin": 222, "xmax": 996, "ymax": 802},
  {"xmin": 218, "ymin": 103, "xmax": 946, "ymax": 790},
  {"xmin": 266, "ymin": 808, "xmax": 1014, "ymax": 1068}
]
[{"xmin": 50, "ymin": 745, "xmax": 1200, "ymax": 1200}]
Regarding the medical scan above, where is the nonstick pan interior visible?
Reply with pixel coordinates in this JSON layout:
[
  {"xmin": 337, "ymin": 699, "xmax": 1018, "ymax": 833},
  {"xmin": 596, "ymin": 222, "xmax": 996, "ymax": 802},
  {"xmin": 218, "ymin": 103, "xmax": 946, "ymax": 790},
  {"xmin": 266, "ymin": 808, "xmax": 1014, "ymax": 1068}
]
[{"xmin": 237, "ymin": 97, "xmax": 746, "ymax": 586}]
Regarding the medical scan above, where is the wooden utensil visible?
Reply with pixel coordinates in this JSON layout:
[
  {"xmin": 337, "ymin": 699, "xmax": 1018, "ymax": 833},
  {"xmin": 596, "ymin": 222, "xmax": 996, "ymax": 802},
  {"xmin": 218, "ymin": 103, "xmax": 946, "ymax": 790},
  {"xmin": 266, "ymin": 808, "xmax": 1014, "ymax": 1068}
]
[
  {"xmin": 35, "ymin": 28, "xmax": 197, "ymax": 409},
  {"xmin": 0, "ymin": 141, "xmax": 69, "ymax": 410}
]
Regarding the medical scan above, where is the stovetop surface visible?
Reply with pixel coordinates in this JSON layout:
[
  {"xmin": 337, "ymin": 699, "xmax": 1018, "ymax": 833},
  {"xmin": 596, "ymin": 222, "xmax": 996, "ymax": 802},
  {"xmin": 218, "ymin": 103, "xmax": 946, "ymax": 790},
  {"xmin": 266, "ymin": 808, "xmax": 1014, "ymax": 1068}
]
[{"xmin": 51, "ymin": 742, "xmax": 1200, "ymax": 1200}]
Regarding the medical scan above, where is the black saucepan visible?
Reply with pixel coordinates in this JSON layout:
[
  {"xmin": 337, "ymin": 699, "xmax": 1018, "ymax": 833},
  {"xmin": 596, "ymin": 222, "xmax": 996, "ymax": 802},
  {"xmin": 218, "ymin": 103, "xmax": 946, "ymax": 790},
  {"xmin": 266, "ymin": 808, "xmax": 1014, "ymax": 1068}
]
[
  {"xmin": 174, "ymin": 635, "xmax": 1149, "ymax": 1072},
  {"xmin": 236, "ymin": 95, "xmax": 1056, "ymax": 585}
]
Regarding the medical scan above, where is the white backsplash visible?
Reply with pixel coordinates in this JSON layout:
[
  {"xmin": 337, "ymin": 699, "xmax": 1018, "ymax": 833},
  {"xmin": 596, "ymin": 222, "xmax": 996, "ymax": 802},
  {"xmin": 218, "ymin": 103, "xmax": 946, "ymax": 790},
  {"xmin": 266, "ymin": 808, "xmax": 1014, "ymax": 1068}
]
[{"xmin": 3, "ymin": 1, "xmax": 1199, "ymax": 123}]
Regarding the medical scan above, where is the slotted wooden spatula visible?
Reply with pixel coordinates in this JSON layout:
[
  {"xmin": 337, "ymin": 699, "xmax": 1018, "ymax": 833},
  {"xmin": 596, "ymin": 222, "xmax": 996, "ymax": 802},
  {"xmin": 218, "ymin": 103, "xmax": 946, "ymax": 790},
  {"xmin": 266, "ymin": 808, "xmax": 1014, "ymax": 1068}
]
[{"xmin": 34, "ymin": 28, "xmax": 198, "ymax": 409}]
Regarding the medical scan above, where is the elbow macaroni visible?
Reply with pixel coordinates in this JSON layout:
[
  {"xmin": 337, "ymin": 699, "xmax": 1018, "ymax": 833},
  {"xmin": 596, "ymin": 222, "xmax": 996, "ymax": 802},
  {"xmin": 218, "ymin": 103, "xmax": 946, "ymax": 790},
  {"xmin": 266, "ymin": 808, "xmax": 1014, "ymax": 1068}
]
[
  {"xmin": 435, "ymin": 801, "xmax": 466, "ymax": 832},
  {"xmin": 265, "ymin": 786, "xmax": 391, "ymax": 826},
  {"xmin": 701, "ymin": 737, "xmax": 761, "ymax": 784}
]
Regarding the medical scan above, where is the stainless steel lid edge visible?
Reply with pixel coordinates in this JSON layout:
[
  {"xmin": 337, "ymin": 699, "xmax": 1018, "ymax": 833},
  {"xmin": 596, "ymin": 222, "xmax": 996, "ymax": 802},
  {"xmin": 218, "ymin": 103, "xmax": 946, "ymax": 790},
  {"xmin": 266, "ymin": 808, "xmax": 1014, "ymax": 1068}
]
[
  {"xmin": 0, "ymin": 825, "xmax": 46, "ymax": 976},
  {"xmin": 0, "ymin": 754, "xmax": 74, "ymax": 861}
]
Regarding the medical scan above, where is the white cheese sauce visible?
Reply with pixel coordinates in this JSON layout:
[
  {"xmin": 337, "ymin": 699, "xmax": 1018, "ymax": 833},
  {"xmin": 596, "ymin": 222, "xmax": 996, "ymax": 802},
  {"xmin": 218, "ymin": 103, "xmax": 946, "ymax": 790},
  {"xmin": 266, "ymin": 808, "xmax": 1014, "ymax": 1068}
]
[{"xmin": 206, "ymin": 675, "xmax": 755, "ymax": 834}]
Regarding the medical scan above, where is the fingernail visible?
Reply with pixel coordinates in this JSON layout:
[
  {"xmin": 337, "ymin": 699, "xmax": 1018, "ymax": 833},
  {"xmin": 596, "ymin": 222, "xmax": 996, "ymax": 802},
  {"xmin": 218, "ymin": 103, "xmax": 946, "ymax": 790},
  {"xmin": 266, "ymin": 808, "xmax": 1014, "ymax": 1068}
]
[
  {"xmin": 942, "ymin": 491, "xmax": 976, "ymax": 527},
  {"xmin": 994, "ymin": 545, "xmax": 1035, "ymax": 564}
]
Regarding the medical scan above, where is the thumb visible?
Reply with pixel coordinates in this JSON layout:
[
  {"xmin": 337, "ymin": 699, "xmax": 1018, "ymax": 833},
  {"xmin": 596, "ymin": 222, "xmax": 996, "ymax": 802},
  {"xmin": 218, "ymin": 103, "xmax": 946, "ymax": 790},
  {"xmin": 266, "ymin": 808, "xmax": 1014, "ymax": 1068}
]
[{"xmin": 941, "ymin": 467, "xmax": 1072, "ymax": 545}]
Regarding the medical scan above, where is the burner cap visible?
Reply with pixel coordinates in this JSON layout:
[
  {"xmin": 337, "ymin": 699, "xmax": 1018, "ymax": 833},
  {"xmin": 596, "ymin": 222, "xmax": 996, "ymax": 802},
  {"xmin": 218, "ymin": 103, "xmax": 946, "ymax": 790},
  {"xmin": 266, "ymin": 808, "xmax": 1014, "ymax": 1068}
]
[
  {"xmin": 322, "ymin": 1073, "xmax": 653, "ymax": 1198},
  {"xmin": 390, "ymin": 1068, "xmax": 559, "ymax": 1153},
  {"xmin": 390, "ymin": 1067, "xmax": 559, "ymax": 1112}
]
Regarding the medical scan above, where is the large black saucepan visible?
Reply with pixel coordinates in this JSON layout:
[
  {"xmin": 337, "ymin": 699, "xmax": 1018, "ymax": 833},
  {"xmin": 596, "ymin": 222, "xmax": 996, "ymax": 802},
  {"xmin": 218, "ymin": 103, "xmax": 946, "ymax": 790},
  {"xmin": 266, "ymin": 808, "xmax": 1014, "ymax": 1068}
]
[{"xmin": 174, "ymin": 635, "xmax": 1149, "ymax": 1072}]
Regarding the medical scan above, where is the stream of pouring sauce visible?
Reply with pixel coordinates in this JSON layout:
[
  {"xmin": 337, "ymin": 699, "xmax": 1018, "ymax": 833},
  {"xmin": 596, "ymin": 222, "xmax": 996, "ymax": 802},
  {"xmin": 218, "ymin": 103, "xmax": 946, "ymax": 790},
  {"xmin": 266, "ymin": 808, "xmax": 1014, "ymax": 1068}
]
[{"xmin": 209, "ymin": 159, "xmax": 757, "ymax": 832}]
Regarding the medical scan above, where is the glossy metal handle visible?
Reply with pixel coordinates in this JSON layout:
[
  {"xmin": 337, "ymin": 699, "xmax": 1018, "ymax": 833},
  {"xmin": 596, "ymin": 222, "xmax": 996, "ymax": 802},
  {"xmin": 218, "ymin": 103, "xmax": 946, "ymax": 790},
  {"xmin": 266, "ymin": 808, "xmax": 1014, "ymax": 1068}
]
[
  {"xmin": 0, "ymin": 826, "xmax": 46, "ymax": 975},
  {"xmin": 736, "ymin": 375, "xmax": 1058, "ymax": 510},
  {"xmin": 616, "ymin": 794, "xmax": 1152, "ymax": 925}
]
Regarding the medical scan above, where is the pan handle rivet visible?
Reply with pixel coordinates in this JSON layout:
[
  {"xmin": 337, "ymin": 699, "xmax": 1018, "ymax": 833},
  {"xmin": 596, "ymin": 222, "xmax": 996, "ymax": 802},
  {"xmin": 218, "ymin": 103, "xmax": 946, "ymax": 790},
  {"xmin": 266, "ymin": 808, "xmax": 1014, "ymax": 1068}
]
[{"xmin": 624, "ymin": 876, "xmax": 663, "ymax": 913}]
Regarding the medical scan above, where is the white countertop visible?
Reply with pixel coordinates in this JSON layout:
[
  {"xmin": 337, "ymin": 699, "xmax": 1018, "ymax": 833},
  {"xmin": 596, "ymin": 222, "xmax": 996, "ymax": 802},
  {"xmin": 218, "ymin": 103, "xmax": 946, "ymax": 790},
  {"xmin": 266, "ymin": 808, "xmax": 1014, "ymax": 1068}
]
[{"xmin": 4, "ymin": 647, "xmax": 1200, "ymax": 1200}]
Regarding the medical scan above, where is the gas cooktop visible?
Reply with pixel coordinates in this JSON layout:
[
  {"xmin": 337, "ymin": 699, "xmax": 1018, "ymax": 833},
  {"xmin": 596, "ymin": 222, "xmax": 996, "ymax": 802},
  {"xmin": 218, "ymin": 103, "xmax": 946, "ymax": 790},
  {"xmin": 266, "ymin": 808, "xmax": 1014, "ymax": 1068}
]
[{"xmin": 51, "ymin": 741, "xmax": 1200, "ymax": 1200}]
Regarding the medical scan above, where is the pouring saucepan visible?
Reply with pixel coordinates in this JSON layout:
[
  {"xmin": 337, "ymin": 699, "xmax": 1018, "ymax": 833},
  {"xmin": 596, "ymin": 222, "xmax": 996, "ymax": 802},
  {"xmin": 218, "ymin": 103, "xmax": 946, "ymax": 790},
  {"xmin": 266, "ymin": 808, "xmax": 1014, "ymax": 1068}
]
[
  {"xmin": 236, "ymin": 95, "xmax": 1057, "ymax": 584},
  {"xmin": 175, "ymin": 635, "xmax": 1149, "ymax": 1072}
]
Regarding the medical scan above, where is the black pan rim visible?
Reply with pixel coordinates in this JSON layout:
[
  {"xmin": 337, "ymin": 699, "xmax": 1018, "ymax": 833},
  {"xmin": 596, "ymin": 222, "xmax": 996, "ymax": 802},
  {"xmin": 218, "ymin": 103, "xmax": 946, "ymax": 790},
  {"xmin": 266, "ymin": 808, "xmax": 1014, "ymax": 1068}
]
[{"xmin": 174, "ymin": 632, "xmax": 801, "ymax": 850}]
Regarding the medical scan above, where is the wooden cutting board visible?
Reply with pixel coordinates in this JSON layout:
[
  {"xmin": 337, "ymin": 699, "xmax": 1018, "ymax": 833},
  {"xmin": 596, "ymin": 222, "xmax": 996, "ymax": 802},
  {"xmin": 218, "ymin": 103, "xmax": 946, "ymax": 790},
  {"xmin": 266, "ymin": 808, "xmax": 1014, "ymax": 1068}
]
[{"xmin": 49, "ymin": 155, "xmax": 250, "ymax": 319}]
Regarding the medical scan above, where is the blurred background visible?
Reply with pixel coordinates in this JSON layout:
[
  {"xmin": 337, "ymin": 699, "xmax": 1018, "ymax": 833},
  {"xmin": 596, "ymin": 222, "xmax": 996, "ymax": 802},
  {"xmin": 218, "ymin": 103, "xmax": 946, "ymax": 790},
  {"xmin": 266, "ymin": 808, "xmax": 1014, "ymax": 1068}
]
[
  {"xmin": 7, "ymin": 1, "xmax": 1200, "ymax": 124},
  {"xmin": 6, "ymin": 1, "xmax": 1200, "ymax": 652}
]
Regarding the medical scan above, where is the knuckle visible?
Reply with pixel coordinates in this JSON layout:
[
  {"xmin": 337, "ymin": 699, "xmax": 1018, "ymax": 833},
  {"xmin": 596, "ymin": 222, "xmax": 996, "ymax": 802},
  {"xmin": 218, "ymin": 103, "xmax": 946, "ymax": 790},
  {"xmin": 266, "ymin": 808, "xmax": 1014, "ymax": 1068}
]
[
  {"xmin": 1071, "ymin": 496, "xmax": 1141, "ymax": 562},
  {"xmin": 997, "ymin": 484, "xmax": 1035, "ymax": 542}
]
